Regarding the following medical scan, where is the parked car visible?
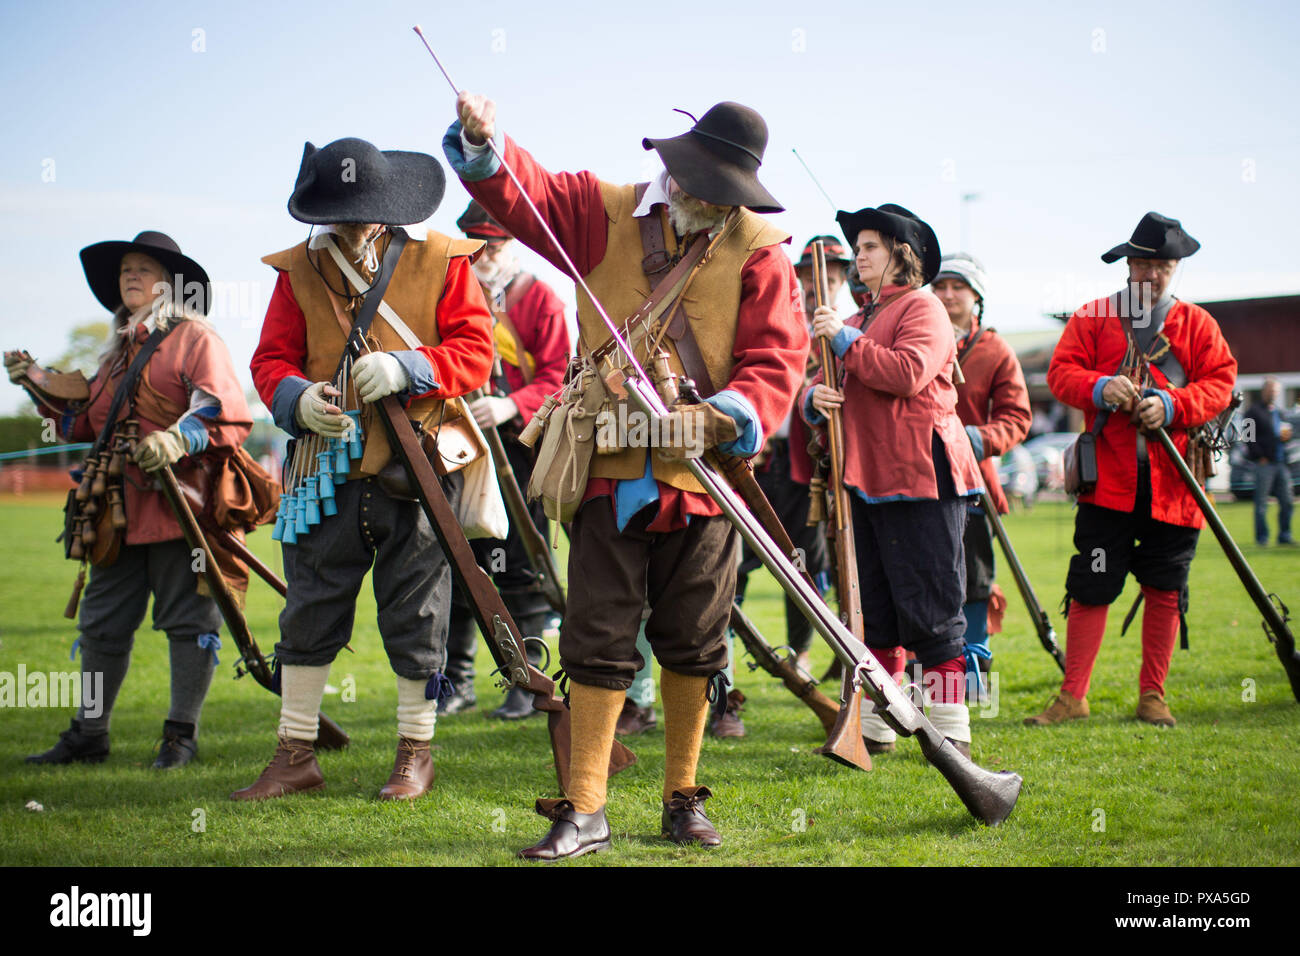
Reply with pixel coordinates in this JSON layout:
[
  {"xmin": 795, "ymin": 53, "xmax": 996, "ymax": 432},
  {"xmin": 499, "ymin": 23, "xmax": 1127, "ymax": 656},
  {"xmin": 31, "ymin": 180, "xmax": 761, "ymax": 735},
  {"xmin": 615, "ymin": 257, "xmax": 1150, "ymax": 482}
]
[
  {"xmin": 1022, "ymin": 431, "xmax": 1075, "ymax": 492},
  {"xmin": 998, "ymin": 444, "xmax": 1039, "ymax": 507},
  {"xmin": 1227, "ymin": 438, "xmax": 1300, "ymax": 500}
]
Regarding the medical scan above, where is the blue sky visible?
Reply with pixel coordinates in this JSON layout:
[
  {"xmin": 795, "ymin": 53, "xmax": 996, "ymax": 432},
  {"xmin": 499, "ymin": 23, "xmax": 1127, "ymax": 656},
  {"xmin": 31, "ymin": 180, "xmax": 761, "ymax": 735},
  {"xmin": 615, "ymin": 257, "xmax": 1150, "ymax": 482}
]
[{"xmin": 3, "ymin": 0, "xmax": 1298, "ymax": 413}]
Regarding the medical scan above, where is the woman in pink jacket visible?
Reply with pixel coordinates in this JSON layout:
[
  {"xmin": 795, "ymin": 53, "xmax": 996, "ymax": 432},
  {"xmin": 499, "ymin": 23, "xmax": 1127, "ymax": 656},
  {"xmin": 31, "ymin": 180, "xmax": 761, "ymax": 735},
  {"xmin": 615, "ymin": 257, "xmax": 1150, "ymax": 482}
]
[{"xmin": 803, "ymin": 205, "xmax": 984, "ymax": 755}]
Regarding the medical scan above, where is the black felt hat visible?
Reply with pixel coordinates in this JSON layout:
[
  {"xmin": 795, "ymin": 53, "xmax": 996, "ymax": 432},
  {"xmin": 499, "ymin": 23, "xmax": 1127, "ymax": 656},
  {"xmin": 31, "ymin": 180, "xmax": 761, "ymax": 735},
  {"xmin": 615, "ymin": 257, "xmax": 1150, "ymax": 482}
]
[
  {"xmin": 79, "ymin": 231, "xmax": 212, "ymax": 315},
  {"xmin": 836, "ymin": 204, "xmax": 942, "ymax": 285},
  {"xmin": 642, "ymin": 102, "xmax": 783, "ymax": 213},
  {"xmin": 456, "ymin": 200, "xmax": 512, "ymax": 240},
  {"xmin": 288, "ymin": 137, "xmax": 446, "ymax": 226},
  {"xmin": 1101, "ymin": 211, "xmax": 1200, "ymax": 263},
  {"xmin": 796, "ymin": 235, "xmax": 851, "ymax": 269}
]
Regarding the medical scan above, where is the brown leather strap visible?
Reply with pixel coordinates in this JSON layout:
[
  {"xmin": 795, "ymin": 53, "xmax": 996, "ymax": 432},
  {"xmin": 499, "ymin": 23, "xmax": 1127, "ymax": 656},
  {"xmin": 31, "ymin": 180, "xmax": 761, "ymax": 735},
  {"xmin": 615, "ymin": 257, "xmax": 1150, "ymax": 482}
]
[{"xmin": 633, "ymin": 194, "xmax": 721, "ymax": 396}]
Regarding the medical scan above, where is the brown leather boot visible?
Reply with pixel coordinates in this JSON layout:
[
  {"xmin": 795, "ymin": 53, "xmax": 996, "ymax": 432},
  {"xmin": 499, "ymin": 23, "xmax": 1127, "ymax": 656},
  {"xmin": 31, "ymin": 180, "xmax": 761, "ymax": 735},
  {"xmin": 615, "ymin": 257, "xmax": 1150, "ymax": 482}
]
[
  {"xmin": 1136, "ymin": 691, "xmax": 1176, "ymax": 727},
  {"xmin": 229, "ymin": 736, "xmax": 324, "ymax": 801},
  {"xmin": 662, "ymin": 785, "xmax": 722, "ymax": 847},
  {"xmin": 615, "ymin": 698, "xmax": 657, "ymax": 735},
  {"xmin": 708, "ymin": 690, "xmax": 746, "ymax": 738},
  {"xmin": 1023, "ymin": 690, "xmax": 1090, "ymax": 726},
  {"xmin": 378, "ymin": 736, "xmax": 435, "ymax": 800}
]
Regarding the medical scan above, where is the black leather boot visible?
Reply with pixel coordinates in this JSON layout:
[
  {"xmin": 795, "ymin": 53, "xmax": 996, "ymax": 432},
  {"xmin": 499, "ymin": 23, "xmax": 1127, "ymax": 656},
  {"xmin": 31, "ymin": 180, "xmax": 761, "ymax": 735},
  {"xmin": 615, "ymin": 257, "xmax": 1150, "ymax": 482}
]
[
  {"xmin": 518, "ymin": 799, "xmax": 611, "ymax": 861},
  {"xmin": 491, "ymin": 684, "xmax": 539, "ymax": 720},
  {"xmin": 26, "ymin": 719, "xmax": 110, "ymax": 765},
  {"xmin": 153, "ymin": 720, "xmax": 198, "ymax": 770}
]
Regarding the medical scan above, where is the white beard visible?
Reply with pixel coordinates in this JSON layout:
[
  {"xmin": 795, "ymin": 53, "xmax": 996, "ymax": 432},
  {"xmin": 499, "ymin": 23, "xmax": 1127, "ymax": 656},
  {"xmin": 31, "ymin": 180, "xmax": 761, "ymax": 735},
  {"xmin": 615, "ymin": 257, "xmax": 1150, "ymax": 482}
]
[
  {"xmin": 668, "ymin": 192, "xmax": 729, "ymax": 237},
  {"xmin": 472, "ymin": 254, "xmax": 520, "ymax": 300}
]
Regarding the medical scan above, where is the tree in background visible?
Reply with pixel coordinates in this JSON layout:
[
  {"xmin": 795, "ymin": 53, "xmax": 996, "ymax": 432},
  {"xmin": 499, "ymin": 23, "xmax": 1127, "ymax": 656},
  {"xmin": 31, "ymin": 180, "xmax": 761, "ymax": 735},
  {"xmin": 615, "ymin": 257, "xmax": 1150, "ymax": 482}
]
[{"xmin": 52, "ymin": 321, "xmax": 110, "ymax": 377}]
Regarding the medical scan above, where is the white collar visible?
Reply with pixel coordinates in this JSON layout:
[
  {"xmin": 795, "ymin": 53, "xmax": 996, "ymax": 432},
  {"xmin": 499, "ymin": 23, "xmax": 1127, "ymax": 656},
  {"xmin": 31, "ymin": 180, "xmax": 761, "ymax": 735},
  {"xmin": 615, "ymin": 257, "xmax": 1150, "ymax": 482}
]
[
  {"xmin": 633, "ymin": 169, "xmax": 672, "ymax": 218},
  {"xmin": 307, "ymin": 223, "xmax": 429, "ymax": 250}
]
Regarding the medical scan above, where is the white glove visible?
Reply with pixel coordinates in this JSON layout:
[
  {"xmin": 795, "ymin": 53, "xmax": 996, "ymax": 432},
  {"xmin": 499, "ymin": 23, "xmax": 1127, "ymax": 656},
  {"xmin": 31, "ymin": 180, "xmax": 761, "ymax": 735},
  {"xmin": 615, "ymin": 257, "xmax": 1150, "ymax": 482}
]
[
  {"xmin": 134, "ymin": 425, "xmax": 188, "ymax": 473},
  {"xmin": 470, "ymin": 395, "xmax": 518, "ymax": 429},
  {"xmin": 351, "ymin": 352, "xmax": 410, "ymax": 404},
  {"xmin": 295, "ymin": 382, "xmax": 351, "ymax": 437},
  {"xmin": 5, "ymin": 351, "xmax": 33, "ymax": 384}
]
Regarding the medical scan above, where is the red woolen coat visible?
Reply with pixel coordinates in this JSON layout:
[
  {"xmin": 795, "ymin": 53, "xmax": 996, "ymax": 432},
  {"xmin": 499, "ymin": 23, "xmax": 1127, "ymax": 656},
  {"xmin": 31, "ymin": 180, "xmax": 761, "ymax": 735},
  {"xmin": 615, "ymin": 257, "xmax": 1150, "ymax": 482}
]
[
  {"xmin": 804, "ymin": 287, "xmax": 984, "ymax": 501},
  {"xmin": 1047, "ymin": 297, "xmax": 1237, "ymax": 528},
  {"xmin": 954, "ymin": 319, "xmax": 1032, "ymax": 514}
]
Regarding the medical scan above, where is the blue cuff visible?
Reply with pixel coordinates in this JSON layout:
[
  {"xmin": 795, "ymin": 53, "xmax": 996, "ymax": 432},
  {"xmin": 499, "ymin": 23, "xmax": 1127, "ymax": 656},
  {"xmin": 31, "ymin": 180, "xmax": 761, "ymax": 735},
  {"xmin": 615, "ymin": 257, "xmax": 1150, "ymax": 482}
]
[
  {"xmin": 271, "ymin": 376, "xmax": 312, "ymax": 438},
  {"xmin": 1143, "ymin": 388, "xmax": 1174, "ymax": 427},
  {"xmin": 176, "ymin": 415, "xmax": 210, "ymax": 454},
  {"xmin": 391, "ymin": 350, "xmax": 440, "ymax": 398},
  {"xmin": 802, "ymin": 388, "xmax": 826, "ymax": 426},
  {"xmin": 705, "ymin": 389, "xmax": 762, "ymax": 457},
  {"xmin": 965, "ymin": 425, "xmax": 985, "ymax": 461},
  {"xmin": 1093, "ymin": 376, "xmax": 1115, "ymax": 410},
  {"xmin": 442, "ymin": 121, "xmax": 503, "ymax": 182},
  {"xmin": 832, "ymin": 326, "xmax": 863, "ymax": 359}
]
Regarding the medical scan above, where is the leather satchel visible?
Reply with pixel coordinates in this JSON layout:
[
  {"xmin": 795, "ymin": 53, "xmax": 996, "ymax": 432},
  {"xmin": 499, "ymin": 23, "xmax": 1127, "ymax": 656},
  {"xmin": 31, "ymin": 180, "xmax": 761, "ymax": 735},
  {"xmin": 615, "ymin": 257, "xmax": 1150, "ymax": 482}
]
[{"xmin": 1063, "ymin": 419, "xmax": 1103, "ymax": 497}]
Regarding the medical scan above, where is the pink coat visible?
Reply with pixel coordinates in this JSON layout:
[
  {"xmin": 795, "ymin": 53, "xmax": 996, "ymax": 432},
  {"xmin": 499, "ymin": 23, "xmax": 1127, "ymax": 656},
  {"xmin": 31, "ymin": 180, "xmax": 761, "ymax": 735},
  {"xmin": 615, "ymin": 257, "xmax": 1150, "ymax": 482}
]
[{"xmin": 803, "ymin": 286, "xmax": 983, "ymax": 501}]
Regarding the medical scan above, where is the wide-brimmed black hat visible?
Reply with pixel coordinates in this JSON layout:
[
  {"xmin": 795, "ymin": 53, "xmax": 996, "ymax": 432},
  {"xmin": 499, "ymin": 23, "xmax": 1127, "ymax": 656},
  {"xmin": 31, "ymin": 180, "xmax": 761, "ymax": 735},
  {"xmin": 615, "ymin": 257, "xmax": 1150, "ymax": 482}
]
[
  {"xmin": 288, "ymin": 137, "xmax": 446, "ymax": 226},
  {"xmin": 79, "ymin": 231, "xmax": 212, "ymax": 315},
  {"xmin": 642, "ymin": 103, "xmax": 783, "ymax": 213},
  {"xmin": 1101, "ymin": 211, "xmax": 1200, "ymax": 263},
  {"xmin": 836, "ymin": 204, "xmax": 942, "ymax": 285},
  {"xmin": 456, "ymin": 200, "xmax": 512, "ymax": 240}
]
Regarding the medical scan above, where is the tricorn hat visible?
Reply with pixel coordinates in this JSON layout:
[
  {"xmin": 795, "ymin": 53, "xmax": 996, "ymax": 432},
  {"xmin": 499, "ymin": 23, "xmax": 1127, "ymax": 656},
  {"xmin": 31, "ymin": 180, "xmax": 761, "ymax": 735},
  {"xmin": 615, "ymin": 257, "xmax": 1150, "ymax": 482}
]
[
  {"xmin": 642, "ymin": 102, "xmax": 784, "ymax": 213},
  {"xmin": 1101, "ymin": 211, "xmax": 1200, "ymax": 263},
  {"xmin": 288, "ymin": 137, "xmax": 446, "ymax": 226},
  {"xmin": 796, "ymin": 235, "xmax": 851, "ymax": 270},
  {"xmin": 836, "ymin": 204, "xmax": 942, "ymax": 285},
  {"xmin": 456, "ymin": 200, "xmax": 512, "ymax": 240},
  {"xmin": 79, "ymin": 231, "xmax": 212, "ymax": 315}
]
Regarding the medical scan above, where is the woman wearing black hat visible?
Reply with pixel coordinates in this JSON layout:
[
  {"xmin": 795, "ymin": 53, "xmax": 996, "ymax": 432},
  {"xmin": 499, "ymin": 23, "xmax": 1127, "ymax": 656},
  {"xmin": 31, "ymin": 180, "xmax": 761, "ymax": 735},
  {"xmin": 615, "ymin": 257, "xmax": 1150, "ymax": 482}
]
[
  {"xmin": 801, "ymin": 205, "xmax": 985, "ymax": 756},
  {"xmin": 5, "ymin": 232, "xmax": 253, "ymax": 768}
]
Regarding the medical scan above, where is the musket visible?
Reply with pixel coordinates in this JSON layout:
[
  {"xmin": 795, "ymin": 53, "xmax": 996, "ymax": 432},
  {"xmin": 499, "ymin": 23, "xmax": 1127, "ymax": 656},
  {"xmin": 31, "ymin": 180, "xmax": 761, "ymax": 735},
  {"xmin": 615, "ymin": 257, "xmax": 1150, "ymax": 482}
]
[
  {"xmin": 352, "ymin": 360, "xmax": 634, "ymax": 794},
  {"xmin": 805, "ymin": 239, "xmax": 871, "ymax": 772},
  {"xmin": 1150, "ymin": 424, "xmax": 1300, "ymax": 701},
  {"xmin": 1119, "ymin": 334, "xmax": 1299, "ymax": 701},
  {"xmin": 152, "ymin": 461, "xmax": 350, "ymax": 750},
  {"xmin": 979, "ymin": 489, "xmax": 1065, "ymax": 672},
  {"xmin": 730, "ymin": 600, "xmax": 840, "ymax": 734},
  {"xmin": 414, "ymin": 28, "xmax": 1022, "ymax": 823},
  {"xmin": 469, "ymin": 384, "xmax": 566, "ymax": 614}
]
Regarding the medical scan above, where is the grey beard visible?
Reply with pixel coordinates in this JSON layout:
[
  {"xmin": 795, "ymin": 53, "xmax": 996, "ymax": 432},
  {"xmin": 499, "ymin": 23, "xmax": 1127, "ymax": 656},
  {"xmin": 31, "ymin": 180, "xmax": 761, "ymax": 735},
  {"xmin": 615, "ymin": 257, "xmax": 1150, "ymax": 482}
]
[{"xmin": 668, "ymin": 192, "xmax": 728, "ymax": 236}]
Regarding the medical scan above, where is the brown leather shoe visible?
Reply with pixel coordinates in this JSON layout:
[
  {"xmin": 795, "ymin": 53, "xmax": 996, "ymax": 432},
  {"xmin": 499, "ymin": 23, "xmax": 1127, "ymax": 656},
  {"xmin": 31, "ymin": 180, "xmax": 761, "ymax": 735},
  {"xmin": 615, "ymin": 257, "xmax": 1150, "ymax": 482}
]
[
  {"xmin": 1136, "ymin": 691, "xmax": 1177, "ymax": 727},
  {"xmin": 378, "ymin": 736, "xmax": 435, "ymax": 801},
  {"xmin": 864, "ymin": 737, "xmax": 896, "ymax": 755},
  {"xmin": 709, "ymin": 690, "xmax": 746, "ymax": 738},
  {"xmin": 229, "ymin": 736, "xmax": 324, "ymax": 801},
  {"xmin": 517, "ymin": 799, "xmax": 611, "ymax": 861},
  {"xmin": 661, "ymin": 785, "xmax": 722, "ymax": 847},
  {"xmin": 1023, "ymin": 690, "xmax": 1090, "ymax": 726},
  {"xmin": 614, "ymin": 698, "xmax": 657, "ymax": 736}
]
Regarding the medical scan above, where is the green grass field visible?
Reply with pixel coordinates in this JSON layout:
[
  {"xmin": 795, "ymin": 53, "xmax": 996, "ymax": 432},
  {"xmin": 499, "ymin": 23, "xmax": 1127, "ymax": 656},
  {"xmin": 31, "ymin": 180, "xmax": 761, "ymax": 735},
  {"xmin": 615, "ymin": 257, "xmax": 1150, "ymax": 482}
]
[{"xmin": 1, "ymin": 492, "xmax": 1297, "ymax": 866}]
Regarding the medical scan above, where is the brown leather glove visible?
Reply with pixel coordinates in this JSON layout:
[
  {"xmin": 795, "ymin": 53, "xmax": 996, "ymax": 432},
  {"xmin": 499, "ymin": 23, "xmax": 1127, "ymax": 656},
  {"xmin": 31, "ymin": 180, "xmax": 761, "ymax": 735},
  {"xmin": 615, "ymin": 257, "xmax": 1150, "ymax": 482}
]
[{"xmin": 656, "ymin": 402, "xmax": 739, "ymax": 461}]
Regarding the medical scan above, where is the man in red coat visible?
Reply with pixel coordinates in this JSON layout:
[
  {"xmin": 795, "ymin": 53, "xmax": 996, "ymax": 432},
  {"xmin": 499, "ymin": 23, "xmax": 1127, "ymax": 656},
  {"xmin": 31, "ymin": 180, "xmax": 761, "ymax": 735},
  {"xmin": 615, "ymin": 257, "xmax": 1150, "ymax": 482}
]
[
  {"xmin": 1026, "ymin": 213, "xmax": 1237, "ymax": 728},
  {"xmin": 236, "ymin": 138, "xmax": 494, "ymax": 801},
  {"xmin": 932, "ymin": 253, "xmax": 1031, "ymax": 692},
  {"xmin": 445, "ymin": 94, "xmax": 808, "ymax": 859},
  {"xmin": 440, "ymin": 200, "xmax": 571, "ymax": 719}
]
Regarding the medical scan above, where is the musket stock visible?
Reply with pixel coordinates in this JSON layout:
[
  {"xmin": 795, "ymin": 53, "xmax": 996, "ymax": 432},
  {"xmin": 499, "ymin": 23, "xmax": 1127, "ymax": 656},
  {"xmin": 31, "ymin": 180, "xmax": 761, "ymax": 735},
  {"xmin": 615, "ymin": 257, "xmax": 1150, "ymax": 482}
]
[
  {"xmin": 1151, "ymin": 425, "xmax": 1300, "ymax": 701},
  {"xmin": 729, "ymin": 600, "xmax": 842, "ymax": 736},
  {"xmin": 154, "ymin": 463, "xmax": 349, "ymax": 750}
]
